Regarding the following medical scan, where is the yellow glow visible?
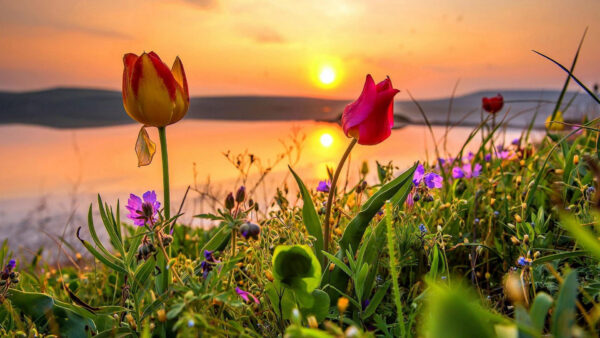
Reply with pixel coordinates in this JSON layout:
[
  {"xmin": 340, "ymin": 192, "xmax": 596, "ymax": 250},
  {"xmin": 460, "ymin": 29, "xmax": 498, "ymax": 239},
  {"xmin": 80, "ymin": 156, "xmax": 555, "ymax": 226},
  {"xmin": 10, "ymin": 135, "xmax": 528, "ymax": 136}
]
[
  {"xmin": 318, "ymin": 66, "xmax": 336, "ymax": 85},
  {"xmin": 320, "ymin": 132, "xmax": 334, "ymax": 147}
]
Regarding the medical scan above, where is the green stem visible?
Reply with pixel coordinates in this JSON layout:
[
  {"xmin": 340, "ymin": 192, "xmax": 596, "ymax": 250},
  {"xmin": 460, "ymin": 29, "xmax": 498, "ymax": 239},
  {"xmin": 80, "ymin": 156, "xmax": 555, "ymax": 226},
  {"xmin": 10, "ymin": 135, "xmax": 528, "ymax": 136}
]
[
  {"xmin": 323, "ymin": 138, "xmax": 357, "ymax": 254},
  {"xmin": 156, "ymin": 127, "xmax": 170, "ymax": 305},
  {"xmin": 158, "ymin": 127, "xmax": 171, "ymax": 220}
]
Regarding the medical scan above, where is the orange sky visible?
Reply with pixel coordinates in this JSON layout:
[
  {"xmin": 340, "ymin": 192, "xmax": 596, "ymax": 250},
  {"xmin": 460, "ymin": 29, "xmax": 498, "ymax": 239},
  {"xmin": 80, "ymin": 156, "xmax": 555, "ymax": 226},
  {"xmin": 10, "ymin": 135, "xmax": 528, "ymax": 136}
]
[{"xmin": 0, "ymin": 0, "xmax": 599, "ymax": 99}]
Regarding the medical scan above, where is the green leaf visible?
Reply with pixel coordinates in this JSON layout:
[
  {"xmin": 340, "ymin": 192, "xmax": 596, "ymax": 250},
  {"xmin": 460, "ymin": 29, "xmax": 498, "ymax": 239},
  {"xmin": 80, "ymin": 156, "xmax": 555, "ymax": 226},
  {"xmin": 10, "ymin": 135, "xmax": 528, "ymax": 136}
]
[
  {"xmin": 200, "ymin": 224, "xmax": 231, "ymax": 253},
  {"xmin": 8, "ymin": 289, "xmax": 96, "ymax": 338},
  {"xmin": 551, "ymin": 271, "xmax": 578, "ymax": 337},
  {"xmin": 300, "ymin": 289, "xmax": 330, "ymax": 322},
  {"xmin": 423, "ymin": 283, "xmax": 497, "ymax": 338},
  {"xmin": 324, "ymin": 163, "xmax": 417, "ymax": 302},
  {"xmin": 322, "ymin": 251, "xmax": 351, "ymax": 277},
  {"xmin": 362, "ymin": 280, "xmax": 391, "ymax": 320},
  {"xmin": 79, "ymin": 236, "xmax": 128, "ymax": 275},
  {"xmin": 272, "ymin": 245, "xmax": 321, "ymax": 298},
  {"xmin": 339, "ymin": 163, "xmax": 417, "ymax": 255},
  {"xmin": 289, "ymin": 166, "xmax": 324, "ymax": 267},
  {"xmin": 561, "ymin": 215, "xmax": 600, "ymax": 261},
  {"xmin": 530, "ymin": 292, "xmax": 553, "ymax": 333}
]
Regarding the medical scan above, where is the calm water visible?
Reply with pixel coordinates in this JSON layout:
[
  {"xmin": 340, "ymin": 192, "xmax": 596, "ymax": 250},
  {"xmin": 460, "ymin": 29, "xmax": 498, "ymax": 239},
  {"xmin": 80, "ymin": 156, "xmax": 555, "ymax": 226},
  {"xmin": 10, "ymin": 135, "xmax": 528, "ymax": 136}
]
[{"xmin": 0, "ymin": 120, "xmax": 527, "ymax": 258}]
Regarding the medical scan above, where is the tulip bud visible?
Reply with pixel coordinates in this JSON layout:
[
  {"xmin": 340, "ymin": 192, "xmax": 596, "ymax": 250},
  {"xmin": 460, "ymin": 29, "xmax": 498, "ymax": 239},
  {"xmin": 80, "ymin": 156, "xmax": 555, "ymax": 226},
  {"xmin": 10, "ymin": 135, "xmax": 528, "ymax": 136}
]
[
  {"xmin": 341, "ymin": 75, "xmax": 400, "ymax": 145},
  {"xmin": 122, "ymin": 52, "xmax": 189, "ymax": 127},
  {"xmin": 235, "ymin": 186, "xmax": 246, "ymax": 203},
  {"xmin": 225, "ymin": 193, "xmax": 235, "ymax": 210}
]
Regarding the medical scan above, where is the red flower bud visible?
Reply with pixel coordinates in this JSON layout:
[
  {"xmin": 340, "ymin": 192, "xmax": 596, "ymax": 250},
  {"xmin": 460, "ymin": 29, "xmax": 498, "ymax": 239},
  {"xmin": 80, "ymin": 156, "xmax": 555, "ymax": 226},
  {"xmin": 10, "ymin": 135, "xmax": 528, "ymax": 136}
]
[
  {"xmin": 482, "ymin": 94, "xmax": 504, "ymax": 114},
  {"xmin": 342, "ymin": 74, "xmax": 400, "ymax": 145}
]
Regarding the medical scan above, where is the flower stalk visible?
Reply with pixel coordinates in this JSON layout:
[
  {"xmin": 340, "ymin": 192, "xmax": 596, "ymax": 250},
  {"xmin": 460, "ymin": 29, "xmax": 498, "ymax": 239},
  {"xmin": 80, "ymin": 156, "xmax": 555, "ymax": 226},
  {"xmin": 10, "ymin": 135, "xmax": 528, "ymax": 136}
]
[
  {"xmin": 157, "ymin": 126, "xmax": 170, "ymax": 294},
  {"xmin": 323, "ymin": 138, "xmax": 357, "ymax": 253}
]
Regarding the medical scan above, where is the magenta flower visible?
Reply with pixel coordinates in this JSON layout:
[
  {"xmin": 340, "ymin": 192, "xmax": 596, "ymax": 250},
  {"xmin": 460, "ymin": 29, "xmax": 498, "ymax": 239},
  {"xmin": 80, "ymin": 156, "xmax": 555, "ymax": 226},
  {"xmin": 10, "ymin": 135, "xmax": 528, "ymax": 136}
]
[
  {"xmin": 316, "ymin": 180, "xmax": 331, "ymax": 193},
  {"xmin": 424, "ymin": 173, "xmax": 442, "ymax": 189},
  {"xmin": 413, "ymin": 164, "xmax": 425, "ymax": 186},
  {"xmin": 341, "ymin": 74, "xmax": 400, "ymax": 145},
  {"xmin": 236, "ymin": 287, "xmax": 259, "ymax": 304},
  {"xmin": 126, "ymin": 191, "xmax": 161, "ymax": 226}
]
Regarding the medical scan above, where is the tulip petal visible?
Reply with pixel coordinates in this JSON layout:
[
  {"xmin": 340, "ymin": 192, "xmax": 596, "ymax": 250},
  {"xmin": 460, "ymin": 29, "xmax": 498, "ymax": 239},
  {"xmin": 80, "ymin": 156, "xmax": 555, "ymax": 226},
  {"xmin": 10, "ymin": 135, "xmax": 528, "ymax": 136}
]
[
  {"xmin": 131, "ymin": 52, "xmax": 177, "ymax": 127},
  {"xmin": 122, "ymin": 53, "xmax": 145, "ymax": 124},
  {"xmin": 135, "ymin": 126, "xmax": 156, "ymax": 166},
  {"xmin": 356, "ymin": 84, "xmax": 399, "ymax": 145},
  {"xmin": 171, "ymin": 56, "xmax": 189, "ymax": 101},
  {"xmin": 169, "ymin": 56, "xmax": 190, "ymax": 124},
  {"xmin": 342, "ymin": 74, "xmax": 377, "ymax": 137}
]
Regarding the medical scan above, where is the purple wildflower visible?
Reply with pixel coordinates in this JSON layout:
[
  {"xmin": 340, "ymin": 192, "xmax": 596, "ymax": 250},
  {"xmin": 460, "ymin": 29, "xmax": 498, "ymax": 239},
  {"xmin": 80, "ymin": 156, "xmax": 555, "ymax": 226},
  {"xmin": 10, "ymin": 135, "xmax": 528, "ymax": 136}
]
[
  {"xmin": 452, "ymin": 166, "xmax": 465, "ymax": 179},
  {"xmin": 466, "ymin": 151, "xmax": 474, "ymax": 162},
  {"xmin": 484, "ymin": 154, "xmax": 492, "ymax": 162},
  {"xmin": 316, "ymin": 180, "xmax": 330, "ymax": 193},
  {"xmin": 413, "ymin": 164, "xmax": 425, "ymax": 186},
  {"xmin": 512, "ymin": 138, "xmax": 520, "ymax": 146},
  {"xmin": 362, "ymin": 299, "xmax": 370, "ymax": 310},
  {"xmin": 418, "ymin": 224, "xmax": 428, "ymax": 234},
  {"xmin": 126, "ymin": 191, "xmax": 161, "ymax": 227},
  {"xmin": 200, "ymin": 250, "xmax": 220, "ymax": 278},
  {"xmin": 236, "ymin": 287, "xmax": 259, "ymax": 304},
  {"xmin": 424, "ymin": 173, "xmax": 442, "ymax": 189},
  {"xmin": 472, "ymin": 163, "xmax": 482, "ymax": 177},
  {"xmin": 517, "ymin": 256, "xmax": 532, "ymax": 267}
]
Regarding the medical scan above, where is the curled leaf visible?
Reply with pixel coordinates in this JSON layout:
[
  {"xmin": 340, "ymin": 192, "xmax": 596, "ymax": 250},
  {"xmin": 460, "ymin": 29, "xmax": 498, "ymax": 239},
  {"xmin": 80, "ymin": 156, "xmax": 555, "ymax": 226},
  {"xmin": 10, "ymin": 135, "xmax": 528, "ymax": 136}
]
[{"xmin": 135, "ymin": 126, "xmax": 156, "ymax": 167}]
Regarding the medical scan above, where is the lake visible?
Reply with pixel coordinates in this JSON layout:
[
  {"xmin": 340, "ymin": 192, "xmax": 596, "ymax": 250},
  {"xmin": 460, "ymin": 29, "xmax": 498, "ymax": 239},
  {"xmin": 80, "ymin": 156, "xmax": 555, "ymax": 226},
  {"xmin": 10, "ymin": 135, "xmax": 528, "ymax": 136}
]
[{"xmin": 0, "ymin": 120, "xmax": 528, "ymax": 259}]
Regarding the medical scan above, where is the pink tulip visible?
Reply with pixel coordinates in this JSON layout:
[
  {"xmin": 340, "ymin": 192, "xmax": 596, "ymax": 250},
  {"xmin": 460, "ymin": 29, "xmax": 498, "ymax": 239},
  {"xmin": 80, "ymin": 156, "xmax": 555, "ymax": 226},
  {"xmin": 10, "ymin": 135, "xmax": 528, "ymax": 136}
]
[{"xmin": 342, "ymin": 74, "xmax": 400, "ymax": 145}]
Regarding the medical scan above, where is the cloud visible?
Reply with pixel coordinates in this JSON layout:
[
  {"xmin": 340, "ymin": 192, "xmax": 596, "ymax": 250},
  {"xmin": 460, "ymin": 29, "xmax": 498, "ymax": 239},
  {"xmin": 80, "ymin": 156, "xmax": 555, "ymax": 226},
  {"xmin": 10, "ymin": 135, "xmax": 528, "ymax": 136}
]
[
  {"xmin": 242, "ymin": 26, "xmax": 286, "ymax": 44},
  {"xmin": 183, "ymin": 0, "xmax": 219, "ymax": 10}
]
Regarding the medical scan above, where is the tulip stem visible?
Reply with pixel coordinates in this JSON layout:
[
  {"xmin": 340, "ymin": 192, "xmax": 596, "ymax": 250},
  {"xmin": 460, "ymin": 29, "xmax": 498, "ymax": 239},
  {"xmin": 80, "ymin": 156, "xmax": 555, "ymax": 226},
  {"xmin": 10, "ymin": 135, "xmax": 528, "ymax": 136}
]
[
  {"xmin": 157, "ymin": 126, "xmax": 171, "ymax": 298},
  {"xmin": 323, "ymin": 138, "xmax": 357, "ymax": 254}
]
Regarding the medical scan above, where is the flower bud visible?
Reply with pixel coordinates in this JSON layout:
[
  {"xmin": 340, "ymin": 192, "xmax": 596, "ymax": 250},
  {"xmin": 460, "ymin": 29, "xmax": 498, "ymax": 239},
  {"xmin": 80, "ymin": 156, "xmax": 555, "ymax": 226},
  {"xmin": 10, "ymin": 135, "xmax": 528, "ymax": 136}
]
[
  {"xmin": 523, "ymin": 234, "xmax": 529, "ymax": 244},
  {"xmin": 307, "ymin": 315, "xmax": 318, "ymax": 329},
  {"xmin": 225, "ymin": 193, "xmax": 235, "ymax": 210},
  {"xmin": 337, "ymin": 297, "xmax": 349, "ymax": 313},
  {"xmin": 157, "ymin": 309, "xmax": 167, "ymax": 322},
  {"xmin": 573, "ymin": 154, "xmax": 579, "ymax": 165},
  {"xmin": 235, "ymin": 186, "xmax": 246, "ymax": 203},
  {"xmin": 504, "ymin": 272, "xmax": 525, "ymax": 304},
  {"xmin": 360, "ymin": 161, "xmax": 369, "ymax": 175},
  {"xmin": 510, "ymin": 236, "xmax": 520, "ymax": 245}
]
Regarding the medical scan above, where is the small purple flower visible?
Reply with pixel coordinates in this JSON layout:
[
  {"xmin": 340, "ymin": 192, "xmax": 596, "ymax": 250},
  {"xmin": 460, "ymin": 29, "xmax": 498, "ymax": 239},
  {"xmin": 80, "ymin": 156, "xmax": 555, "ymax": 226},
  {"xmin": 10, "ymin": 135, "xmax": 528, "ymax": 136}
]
[
  {"xmin": 200, "ymin": 250, "xmax": 220, "ymax": 279},
  {"xmin": 484, "ymin": 154, "xmax": 492, "ymax": 162},
  {"xmin": 7, "ymin": 259, "xmax": 15, "ymax": 270},
  {"xmin": 512, "ymin": 138, "xmax": 520, "ymax": 146},
  {"xmin": 187, "ymin": 319, "xmax": 195, "ymax": 328},
  {"xmin": 452, "ymin": 166, "xmax": 465, "ymax": 179},
  {"xmin": 418, "ymin": 224, "xmax": 427, "ymax": 234},
  {"xmin": 236, "ymin": 287, "xmax": 259, "ymax": 304},
  {"xmin": 424, "ymin": 173, "xmax": 442, "ymax": 189},
  {"xmin": 466, "ymin": 151, "xmax": 474, "ymax": 162},
  {"xmin": 517, "ymin": 256, "xmax": 532, "ymax": 267},
  {"xmin": 413, "ymin": 164, "xmax": 425, "ymax": 186},
  {"xmin": 362, "ymin": 299, "xmax": 370, "ymax": 310},
  {"xmin": 316, "ymin": 180, "xmax": 330, "ymax": 193},
  {"xmin": 472, "ymin": 163, "xmax": 482, "ymax": 177},
  {"xmin": 126, "ymin": 191, "xmax": 161, "ymax": 227}
]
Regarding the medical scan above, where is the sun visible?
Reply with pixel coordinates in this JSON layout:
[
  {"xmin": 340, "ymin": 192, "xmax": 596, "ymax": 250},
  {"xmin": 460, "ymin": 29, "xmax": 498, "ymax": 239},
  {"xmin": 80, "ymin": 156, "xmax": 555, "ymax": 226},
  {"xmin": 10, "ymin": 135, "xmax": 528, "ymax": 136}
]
[
  {"xmin": 318, "ymin": 66, "xmax": 336, "ymax": 85},
  {"xmin": 320, "ymin": 132, "xmax": 334, "ymax": 148}
]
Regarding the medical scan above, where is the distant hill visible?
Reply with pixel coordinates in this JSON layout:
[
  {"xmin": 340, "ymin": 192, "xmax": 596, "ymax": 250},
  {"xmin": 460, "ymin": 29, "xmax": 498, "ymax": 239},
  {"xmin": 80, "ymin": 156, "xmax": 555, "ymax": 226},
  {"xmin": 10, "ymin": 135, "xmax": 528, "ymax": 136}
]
[{"xmin": 0, "ymin": 87, "xmax": 597, "ymax": 129}]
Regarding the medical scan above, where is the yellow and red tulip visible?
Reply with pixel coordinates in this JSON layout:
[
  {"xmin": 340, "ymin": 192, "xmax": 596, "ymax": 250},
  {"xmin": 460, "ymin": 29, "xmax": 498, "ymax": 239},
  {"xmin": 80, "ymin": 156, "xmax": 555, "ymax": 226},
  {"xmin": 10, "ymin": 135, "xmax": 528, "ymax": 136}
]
[{"xmin": 122, "ymin": 52, "xmax": 189, "ymax": 127}]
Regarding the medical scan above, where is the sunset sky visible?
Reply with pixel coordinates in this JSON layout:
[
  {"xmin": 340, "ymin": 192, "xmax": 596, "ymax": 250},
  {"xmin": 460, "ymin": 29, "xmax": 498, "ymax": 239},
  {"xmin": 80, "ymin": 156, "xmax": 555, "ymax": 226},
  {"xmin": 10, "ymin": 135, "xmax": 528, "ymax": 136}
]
[{"xmin": 0, "ymin": 0, "xmax": 599, "ymax": 99}]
